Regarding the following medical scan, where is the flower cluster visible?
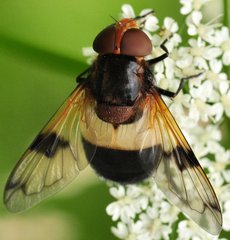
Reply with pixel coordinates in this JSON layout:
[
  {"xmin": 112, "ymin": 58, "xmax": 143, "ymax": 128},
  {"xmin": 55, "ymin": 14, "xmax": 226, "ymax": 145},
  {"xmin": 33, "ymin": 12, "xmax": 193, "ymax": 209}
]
[{"xmin": 83, "ymin": 1, "xmax": 230, "ymax": 239}]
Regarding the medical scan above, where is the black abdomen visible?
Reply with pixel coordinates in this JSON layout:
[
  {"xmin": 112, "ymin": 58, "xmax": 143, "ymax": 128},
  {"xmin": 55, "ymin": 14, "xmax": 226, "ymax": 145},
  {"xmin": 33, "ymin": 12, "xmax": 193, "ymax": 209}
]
[{"xmin": 82, "ymin": 138, "xmax": 162, "ymax": 184}]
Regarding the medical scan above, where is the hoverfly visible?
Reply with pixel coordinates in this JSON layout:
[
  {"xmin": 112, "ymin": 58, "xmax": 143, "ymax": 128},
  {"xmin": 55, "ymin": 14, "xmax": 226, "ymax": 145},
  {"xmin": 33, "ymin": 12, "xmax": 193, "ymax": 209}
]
[{"xmin": 4, "ymin": 11, "xmax": 222, "ymax": 235}]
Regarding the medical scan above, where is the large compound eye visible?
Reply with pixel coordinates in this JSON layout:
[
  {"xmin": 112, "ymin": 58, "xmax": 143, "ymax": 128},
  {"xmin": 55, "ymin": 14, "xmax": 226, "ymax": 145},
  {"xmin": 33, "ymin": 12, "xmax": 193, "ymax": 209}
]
[
  {"xmin": 93, "ymin": 25, "xmax": 115, "ymax": 54},
  {"xmin": 121, "ymin": 29, "xmax": 152, "ymax": 57}
]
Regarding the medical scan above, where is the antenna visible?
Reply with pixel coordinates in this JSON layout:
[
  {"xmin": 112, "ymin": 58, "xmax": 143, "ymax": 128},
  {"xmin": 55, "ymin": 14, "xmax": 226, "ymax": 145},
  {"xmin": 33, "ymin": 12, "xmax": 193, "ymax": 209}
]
[
  {"xmin": 110, "ymin": 15, "xmax": 119, "ymax": 23},
  {"xmin": 134, "ymin": 10, "xmax": 155, "ymax": 20}
]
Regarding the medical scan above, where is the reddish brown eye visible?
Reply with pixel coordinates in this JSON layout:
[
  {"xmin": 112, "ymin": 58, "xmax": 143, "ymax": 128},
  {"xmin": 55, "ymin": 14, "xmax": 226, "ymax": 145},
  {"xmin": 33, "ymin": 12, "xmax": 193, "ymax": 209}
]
[
  {"xmin": 120, "ymin": 29, "xmax": 152, "ymax": 57},
  {"xmin": 93, "ymin": 25, "xmax": 115, "ymax": 54}
]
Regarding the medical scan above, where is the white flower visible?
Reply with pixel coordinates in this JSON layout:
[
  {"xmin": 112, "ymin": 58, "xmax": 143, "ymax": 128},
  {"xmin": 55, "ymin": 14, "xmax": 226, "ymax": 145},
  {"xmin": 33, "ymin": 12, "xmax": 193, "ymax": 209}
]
[
  {"xmin": 177, "ymin": 220, "xmax": 225, "ymax": 240},
  {"xmin": 164, "ymin": 17, "xmax": 179, "ymax": 33},
  {"xmin": 210, "ymin": 26, "xmax": 230, "ymax": 65},
  {"xmin": 160, "ymin": 17, "xmax": 182, "ymax": 52},
  {"xmin": 223, "ymin": 200, "xmax": 230, "ymax": 231},
  {"xmin": 221, "ymin": 93, "xmax": 230, "ymax": 116},
  {"xmin": 121, "ymin": 4, "xmax": 135, "ymax": 18},
  {"xmin": 188, "ymin": 38, "xmax": 222, "ymax": 68},
  {"xmin": 190, "ymin": 80, "xmax": 216, "ymax": 102},
  {"xmin": 159, "ymin": 202, "xmax": 179, "ymax": 224},
  {"xmin": 187, "ymin": 11, "xmax": 203, "ymax": 35},
  {"xmin": 223, "ymin": 169, "xmax": 230, "ymax": 183},
  {"xmin": 180, "ymin": 0, "xmax": 213, "ymax": 15},
  {"xmin": 188, "ymin": 98, "xmax": 211, "ymax": 122},
  {"xmin": 186, "ymin": 10, "xmax": 217, "ymax": 42},
  {"xmin": 144, "ymin": 15, "xmax": 159, "ymax": 32},
  {"xmin": 106, "ymin": 185, "xmax": 148, "ymax": 223},
  {"xmin": 180, "ymin": 0, "xmax": 193, "ymax": 15},
  {"xmin": 170, "ymin": 92, "xmax": 191, "ymax": 120},
  {"xmin": 111, "ymin": 221, "xmax": 143, "ymax": 240},
  {"xmin": 82, "ymin": 47, "xmax": 97, "ymax": 64},
  {"xmin": 138, "ymin": 210, "xmax": 173, "ymax": 240},
  {"xmin": 219, "ymin": 85, "xmax": 230, "ymax": 117},
  {"xmin": 205, "ymin": 59, "xmax": 228, "ymax": 92},
  {"xmin": 209, "ymin": 102, "xmax": 224, "ymax": 122}
]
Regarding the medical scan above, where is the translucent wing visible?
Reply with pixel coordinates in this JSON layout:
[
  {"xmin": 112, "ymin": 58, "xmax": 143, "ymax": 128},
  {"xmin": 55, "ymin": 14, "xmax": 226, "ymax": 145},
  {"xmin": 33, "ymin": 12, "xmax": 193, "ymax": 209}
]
[
  {"xmin": 4, "ymin": 84, "xmax": 94, "ymax": 212},
  {"xmin": 148, "ymin": 89, "xmax": 222, "ymax": 235}
]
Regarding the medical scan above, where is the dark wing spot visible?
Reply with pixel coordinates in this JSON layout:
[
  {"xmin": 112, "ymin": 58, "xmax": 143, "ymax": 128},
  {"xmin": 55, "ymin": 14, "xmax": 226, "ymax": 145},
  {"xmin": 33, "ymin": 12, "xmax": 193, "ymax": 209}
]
[
  {"xmin": 30, "ymin": 133, "xmax": 69, "ymax": 158},
  {"xmin": 5, "ymin": 180, "xmax": 20, "ymax": 190},
  {"xmin": 163, "ymin": 146, "xmax": 199, "ymax": 171}
]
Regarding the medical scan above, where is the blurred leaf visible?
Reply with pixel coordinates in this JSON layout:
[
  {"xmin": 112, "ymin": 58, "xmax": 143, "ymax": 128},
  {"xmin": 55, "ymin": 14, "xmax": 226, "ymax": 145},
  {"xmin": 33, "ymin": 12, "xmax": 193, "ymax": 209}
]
[{"xmin": 46, "ymin": 182, "xmax": 117, "ymax": 240}]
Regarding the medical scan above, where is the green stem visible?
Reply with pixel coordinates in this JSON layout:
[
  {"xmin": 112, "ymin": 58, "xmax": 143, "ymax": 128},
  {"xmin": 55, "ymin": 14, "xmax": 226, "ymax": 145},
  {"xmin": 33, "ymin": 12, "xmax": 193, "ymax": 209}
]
[
  {"xmin": 223, "ymin": 0, "xmax": 229, "ymax": 26},
  {"xmin": 223, "ymin": 0, "xmax": 230, "ymax": 78}
]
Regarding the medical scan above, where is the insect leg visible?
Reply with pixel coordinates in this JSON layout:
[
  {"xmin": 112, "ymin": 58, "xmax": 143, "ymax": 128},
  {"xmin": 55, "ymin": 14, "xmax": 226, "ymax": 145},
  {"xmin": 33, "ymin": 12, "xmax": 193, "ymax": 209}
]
[
  {"xmin": 76, "ymin": 67, "xmax": 91, "ymax": 83},
  {"xmin": 155, "ymin": 72, "xmax": 203, "ymax": 98},
  {"xmin": 147, "ymin": 38, "xmax": 170, "ymax": 66}
]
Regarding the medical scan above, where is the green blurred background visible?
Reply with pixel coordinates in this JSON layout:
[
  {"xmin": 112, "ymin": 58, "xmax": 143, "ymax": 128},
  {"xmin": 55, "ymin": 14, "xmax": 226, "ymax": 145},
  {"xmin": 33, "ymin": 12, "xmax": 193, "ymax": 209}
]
[{"xmin": 0, "ymin": 1, "xmax": 228, "ymax": 240}]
